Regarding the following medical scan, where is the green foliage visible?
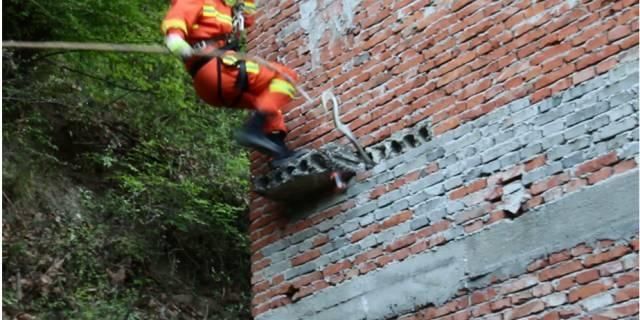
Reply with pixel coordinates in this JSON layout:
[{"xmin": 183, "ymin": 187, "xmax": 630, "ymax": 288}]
[{"xmin": 3, "ymin": 0, "xmax": 252, "ymax": 318}]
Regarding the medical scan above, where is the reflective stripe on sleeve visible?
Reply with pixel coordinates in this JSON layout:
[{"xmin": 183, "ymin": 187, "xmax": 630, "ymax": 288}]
[
  {"xmin": 162, "ymin": 19, "xmax": 188, "ymax": 34},
  {"xmin": 202, "ymin": 5, "xmax": 233, "ymax": 25},
  {"xmin": 268, "ymin": 79, "xmax": 296, "ymax": 98}
]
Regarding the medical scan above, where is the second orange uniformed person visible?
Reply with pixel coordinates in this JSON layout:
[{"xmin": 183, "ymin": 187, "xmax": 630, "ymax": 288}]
[{"xmin": 163, "ymin": 0, "xmax": 300, "ymax": 161}]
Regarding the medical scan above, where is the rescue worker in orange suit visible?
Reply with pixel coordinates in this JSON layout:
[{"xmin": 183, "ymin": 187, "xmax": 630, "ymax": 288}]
[{"xmin": 162, "ymin": 0, "xmax": 299, "ymax": 161}]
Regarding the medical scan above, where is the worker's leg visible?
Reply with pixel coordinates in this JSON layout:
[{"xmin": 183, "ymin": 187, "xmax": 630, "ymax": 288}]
[
  {"xmin": 192, "ymin": 55, "xmax": 300, "ymax": 159},
  {"xmin": 236, "ymin": 62, "xmax": 300, "ymax": 160},
  {"xmin": 191, "ymin": 57, "xmax": 287, "ymax": 157}
]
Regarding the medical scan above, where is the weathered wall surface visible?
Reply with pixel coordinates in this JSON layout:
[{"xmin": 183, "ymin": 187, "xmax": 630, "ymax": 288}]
[{"xmin": 246, "ymin": 0, "xmax": 639, "ymax": 319}]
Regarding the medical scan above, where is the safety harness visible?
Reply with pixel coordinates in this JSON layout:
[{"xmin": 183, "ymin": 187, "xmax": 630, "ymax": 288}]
[{"xmin": 188, "ymin": 0, "xmax": 249, "ymax": 107}]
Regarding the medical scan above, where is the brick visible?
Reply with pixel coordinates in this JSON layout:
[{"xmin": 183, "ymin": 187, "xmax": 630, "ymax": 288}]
[
  {"xmin": 587, "ymin": 166, "xmax": 613, "ymax": 185},
  {"xmin": 571, "ymin": 244, "xmax": 594, "ymax": 257},
  {"xmin": 524, "ymin": 195, "xmax": 544, "ymax": 211},
  {"xmin": 596, "ymin": 117, "xmax": 638, "ymax": 141},
  {"xmin": 351, "ymin": 224, "xmax": 380, "ymax": 243},
  {"xmin": 487, "ymin": 210, "xmax": 507, "ymax": 225},
  {"xmin": 608, "ymin": 25, "xmax": 632, "ymax": 42},
  {"xmin": 291, "ymin": 249, "xmax": 321, "ymax": 267},
  {"xmin": 322, "ymin": 260, "xmax": 351, "ymax": 277},
  {"xmin": 525, "ymin": 155, "xmax": 547, "ymax": 171},
  {"xmin": 470, "ymin": 288, "xmax": 496, "ymax": 305},
  {"xmin": 555, "ymin": 275, "xmax": 577, "ymax": 291},
  {"xmin": 500, "ymin": 275, "xmax": 539, "ymax": 295},
  {"xmin": 490, "ymin": 297, "xmax": 511, "ymax": 312},
  {"xmin": 354, "ymin": 247, "xmax": 383, "ymax": 266},
  {"xmin": 543, "ymin": 293, "xmax": 567, "ymax": 308},
  {"xmin": 576, "ymin": 45, "xmax": 621, "ymax": 70},
  {"xmin": 382, "ymin": 210, "xmax": 413, "ymax": 229},
  {"xmin": 575, "ymin": 152, "xmax": 619, "ymax": 176},
  {"xmin": 539, "ymin": 260, "xmax": 583, "ymax": 281},
  {"xmin": 511, "ymin": 289, "xmax": 534, "ymax": 305},
  {"xmin": 568, "ymin": 282, "xmax": 608, "ymax": 302},
  {"xmin": 598, "ymin": 260, "xmax": 623, "ymax": 276},
  {"xmin": 598, "ymin": 302, "xmax": 640, "ymax": 318},
  {"xmin": 558, "ymin": 306, "xmax": 581, "ymax": 319},
  {"xmin": 575, "ymin": 269, "xmax": 600, "ymax": 284},
  {"xmin": 409, "ymin": 239, "xmax": 428, "ymax": 255},
  {"xmin": 386, "ymin": 234, "xmax": 417, "ymax": 252},
  {"xmin": 596, "ymin": 56, "xmax": 618, "ymax": 74},
  {"xmin": 534, "ymin": 64, "xmax": 576, "ymax": 90},
  {"xmin": 583, "ymin": 246, "xmax": 631, "ymax": 267},
  {"xmin": 532, "ymin": 87, "xmax": 552, "ymax": 103},
  {"xmin": 392, "ymin": 247, "xmax": 411, "ymax": 261},
  {"xmin": 581, "ymin": 292, "xmax": 615, "ymax": 312},
  {"xmin": 532, "ymin": 283, "xmax": 553, "ymax": 297},
  {"xmin": 484, "ymin": 186, "xmax": 503, "ymax": 202},
  {"xmin": 573, "ymin": 67, "xmax": 596, "ymax": 84},
  {"xmin": 527, "ymin": 258, "xmax": 549, "ymax": 272},
  {"xmin": 450, "ymin": 178, "xmax": 488, "ymax": 200},
  {"xmin": 292, "ymin": 271, "xmax": 323, "ymax": 288},
  {"xmin": 470, "ymin": 302, "xmax": 491, "ymax": 317},
  {"xmin": 549, "ymin": 250, "xmax": 571, "ymax": 264},
  {"xmin": 463, "ymin": 220, "xmax": 483, "ymax": 233},
  {"xmin": 509, "ymin": 300, "xmax": 545, "ymax": 319},
  {"xmin": 542, "ymin": 311, "xmax": 560, "ymax": 320},
  {"xmin": 312, "ymin": 235, "xmax": 330, "ymax": 248},
  {"xmin": 530, "ymin": 173, "xmax": 570, "ymax": 196},
  {"xmin": 434, "ymin": 116, "xmax": 461, "ymax": 135},
  {"xmin": 615, "ymin": 271, "xmax": 639, "ymax": 287},
  {"xmin": 615, "ymin": 286, "xmax": 639, "ymax": 302},
  {"xmin": 358, "ymin": 261, "xmax": 377, "ymax": 274},
  {"xmin": 619, "ymin": 31, "xmax": 640, "ymax": 49},
  {"xmin": 614, "ymin": 159, "xmax": 638, "ymax": 174}
]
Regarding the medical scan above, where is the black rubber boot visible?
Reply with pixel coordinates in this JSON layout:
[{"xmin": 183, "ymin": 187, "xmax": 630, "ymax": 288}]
[
  {"xmin": 268, "ymin": 132, "xmax": 309, "ymax": 167},
  {"xmin": 267, "ymin": 132, "xmax": 293, "ymax": 159},
  {"xmin": 235, "ymin": 112, "xmax": 288, "ymax": 157}
]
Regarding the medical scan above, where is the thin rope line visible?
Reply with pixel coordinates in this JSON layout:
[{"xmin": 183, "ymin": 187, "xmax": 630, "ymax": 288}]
[{"xmin": 3, "ymin": 40, "xmax": 313, "ymax": 103}]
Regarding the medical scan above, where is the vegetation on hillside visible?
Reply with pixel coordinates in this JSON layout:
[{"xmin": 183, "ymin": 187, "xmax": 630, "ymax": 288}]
[{"xmin": 3, "ymin": 0, "xmax": 252, "ymax": 318}]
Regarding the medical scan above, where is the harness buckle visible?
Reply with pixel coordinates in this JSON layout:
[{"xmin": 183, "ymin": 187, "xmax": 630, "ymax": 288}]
[{"xmin": 192, "ymin": 40, "xmax": 208, "ymax": 51}]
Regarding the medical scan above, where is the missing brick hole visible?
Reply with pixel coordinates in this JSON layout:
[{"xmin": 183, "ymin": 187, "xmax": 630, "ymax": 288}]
[
  {"xmin": 274, "ymin": 170, "xmax": 285, "ymax": 183},
  {"xmin": 285, "ymin": 285, "xmax": 299, "ymax": 299},
  {"xmin": 404, "ymin": 134, "xmax": 418, "ymax": 148},
  {"xmin": 390, "ymin": 140, "xmax": 404, "ymax": 154},
  {"xmin": 310, "ymin": 153, "xmax": 328, "ymax": 169},
  {"xmin": 256, "ymin": 176, "xmax": 269, "ymax": 189},
  {"xmin": 547, "ymin": 39, "xmax": 561, "ymax": 46},
  {"xmin": 505, "ymin": 207, "xmax": 524, "ymax": 220},
  {"xmin": 418, "ymin": 126, "xmax": 431, "ymax": 140},
  {"xmin": 374, "ymin": 145, "xmax": 387, "ymax": 158},
  {"xmin": 299, "ymin": 159, "xmax": 309, "ymax": 171}
]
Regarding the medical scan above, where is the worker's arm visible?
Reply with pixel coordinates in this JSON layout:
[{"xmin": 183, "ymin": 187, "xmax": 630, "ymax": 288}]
[
  {"xmin": 162, "ymin": 0, "xmax": 203, "ymax": 57},
  {"xmin": 243, "ymin": 0, "xmax": 256, "ymax": 28},
  {"xmin": 162, "ymin": 0, "xmax": 203, "ymax": 37}
]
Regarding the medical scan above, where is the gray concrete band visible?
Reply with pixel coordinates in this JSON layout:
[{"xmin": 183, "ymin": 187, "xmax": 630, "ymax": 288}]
[{"xmin": 257, "ymin": 171, "xmax": 639, "ymax": 320}]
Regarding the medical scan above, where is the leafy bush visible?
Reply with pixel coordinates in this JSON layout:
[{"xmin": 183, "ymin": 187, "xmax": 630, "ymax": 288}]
[{"xmin": 3, "ymin": 0, "xmax": 252, "ymax": 318}]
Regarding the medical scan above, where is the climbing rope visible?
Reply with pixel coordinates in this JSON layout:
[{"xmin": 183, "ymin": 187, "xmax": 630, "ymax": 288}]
[
  {"xmin": 2, "ymin": 40, "xmax": 313, "ymax": 103},
  {"xmin": 322, "ymin": 90, "xmax": 375, "ymax": 167}
]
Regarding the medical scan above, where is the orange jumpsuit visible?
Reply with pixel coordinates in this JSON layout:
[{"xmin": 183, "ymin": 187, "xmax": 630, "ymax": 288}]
[{"xmin": 162, "ymin": 0, "xmax": 298, "ymax": 133}]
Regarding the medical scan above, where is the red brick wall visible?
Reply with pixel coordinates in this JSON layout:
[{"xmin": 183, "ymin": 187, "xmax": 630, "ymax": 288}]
[
  {"xmin": 246, "ymin": 0, "xmax": 639, "ymax": 319},
  {"xmin": 249, "ymin": 0, "xmax": 637, "ymax": 157}
]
